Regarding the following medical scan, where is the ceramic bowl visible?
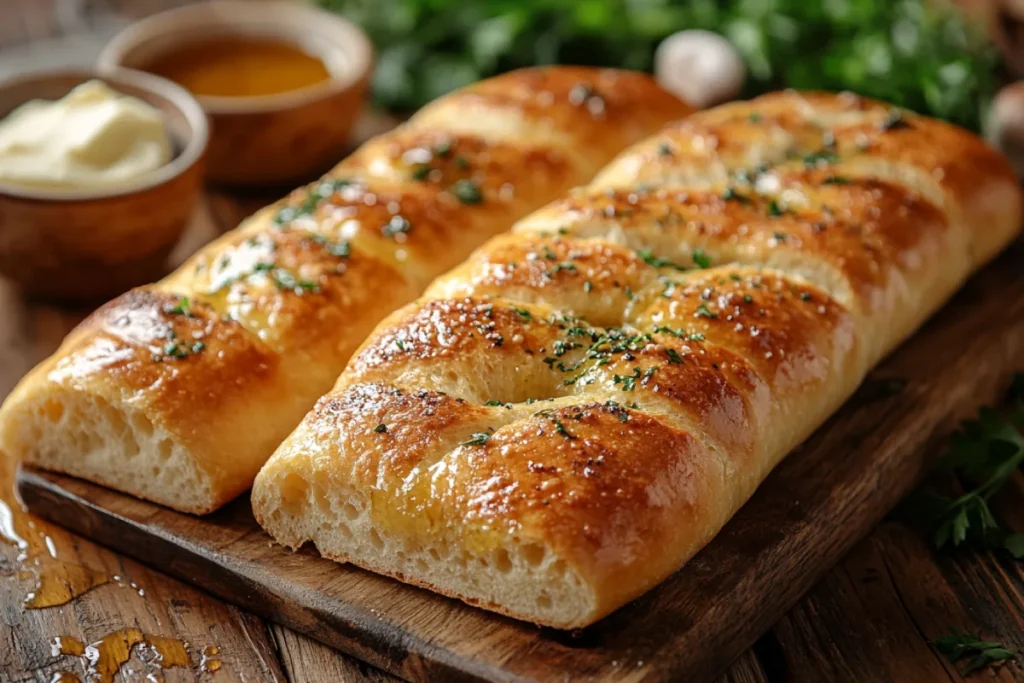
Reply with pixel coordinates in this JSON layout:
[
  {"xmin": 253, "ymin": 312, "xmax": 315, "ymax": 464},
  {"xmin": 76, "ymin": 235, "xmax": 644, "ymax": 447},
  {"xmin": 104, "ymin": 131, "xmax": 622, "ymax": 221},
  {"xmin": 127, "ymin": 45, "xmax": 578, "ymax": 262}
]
[
  {"xmin": 0, "ymin": 68, "xmax": 208, "ymax": 303},
  {"xmin": 98, "ymin": 1, "xmax": 374, "ymax": 186}
]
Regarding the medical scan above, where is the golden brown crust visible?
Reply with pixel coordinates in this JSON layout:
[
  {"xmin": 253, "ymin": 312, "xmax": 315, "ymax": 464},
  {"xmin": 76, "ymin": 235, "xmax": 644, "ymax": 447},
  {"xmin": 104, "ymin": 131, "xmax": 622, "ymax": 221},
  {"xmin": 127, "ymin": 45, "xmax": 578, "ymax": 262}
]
[
  {"xmin": 254, "ymin": 91, "xmax": 1023, "ymax": 628},
  {"xmin": 0, "ymin": 67, "xmax": 688, "ymax": 513}
]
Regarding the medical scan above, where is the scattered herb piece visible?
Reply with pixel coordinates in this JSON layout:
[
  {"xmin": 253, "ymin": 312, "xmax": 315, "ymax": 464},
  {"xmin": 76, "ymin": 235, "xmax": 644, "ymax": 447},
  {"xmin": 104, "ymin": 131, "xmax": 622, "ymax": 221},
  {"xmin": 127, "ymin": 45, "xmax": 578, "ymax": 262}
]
[
  {"xmin": 382, "ymin": 215, "xmax": 412, "ymax": 238},
  {"xmin": 164, "ymin": 296, "xmax": 193, "ymax": 317},
  {"xmin": 462, "ymin": 431, "xmax": 493, "ymax": 446},
  {"xmin": 695, "ymin": 303, "xmax": 718, "ymax": 319},
  {"xmin": 721, "ymin": 187, "xmax": 751, "ymax": 204},
  {"xmin": 637, "ymin": 249, "xmax": 686, "ymax": 271},
  {"xmin": 451, "ymin": 178, "xmax": 483, "ymax": 204},
  {"xmin": 931, "ymin": 633, "xmax": 1015, "ymax": 676},
  {"xmin": 692, "ymin": 248, "xmax": 711, "ymax": 269},
  {"xmin": 373, "ymin": 423, "xmax": 388, "ymax": 433}
]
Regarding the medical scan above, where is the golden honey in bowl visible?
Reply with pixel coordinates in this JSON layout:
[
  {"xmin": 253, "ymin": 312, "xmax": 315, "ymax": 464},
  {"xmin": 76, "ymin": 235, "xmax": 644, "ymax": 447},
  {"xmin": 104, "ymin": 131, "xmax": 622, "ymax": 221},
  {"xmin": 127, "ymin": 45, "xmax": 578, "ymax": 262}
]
[{"xmin": 143, "ymin": 36, "xmax": 332, "ymax": 98}]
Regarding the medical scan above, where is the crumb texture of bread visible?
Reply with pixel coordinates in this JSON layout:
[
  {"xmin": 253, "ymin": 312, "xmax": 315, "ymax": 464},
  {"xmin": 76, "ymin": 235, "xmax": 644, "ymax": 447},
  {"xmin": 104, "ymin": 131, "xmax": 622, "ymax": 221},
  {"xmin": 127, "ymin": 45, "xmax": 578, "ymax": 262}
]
[
  {"xmin": 254, "ymin": 90, "xmax": 1023, "ymax": 629},
  {"xmin": 0, "ymin": 67, "xmax": 690, "ymax": 514}
]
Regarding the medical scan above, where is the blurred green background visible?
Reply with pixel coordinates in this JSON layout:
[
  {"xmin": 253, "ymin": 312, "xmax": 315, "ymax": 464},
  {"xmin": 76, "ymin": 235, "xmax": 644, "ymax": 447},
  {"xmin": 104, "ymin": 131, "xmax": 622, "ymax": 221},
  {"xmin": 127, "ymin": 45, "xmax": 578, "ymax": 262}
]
[{"xmin": 321, "ymin": 0, "xmax": 1001, "ymax": 130}]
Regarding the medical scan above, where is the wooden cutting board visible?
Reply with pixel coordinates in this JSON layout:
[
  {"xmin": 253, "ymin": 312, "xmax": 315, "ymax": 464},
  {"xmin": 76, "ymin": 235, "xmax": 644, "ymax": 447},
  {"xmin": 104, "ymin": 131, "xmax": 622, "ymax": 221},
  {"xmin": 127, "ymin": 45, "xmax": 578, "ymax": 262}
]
[{"xmin": 18, "ymin": 240, "xmax": 1024, "ymax": 683}]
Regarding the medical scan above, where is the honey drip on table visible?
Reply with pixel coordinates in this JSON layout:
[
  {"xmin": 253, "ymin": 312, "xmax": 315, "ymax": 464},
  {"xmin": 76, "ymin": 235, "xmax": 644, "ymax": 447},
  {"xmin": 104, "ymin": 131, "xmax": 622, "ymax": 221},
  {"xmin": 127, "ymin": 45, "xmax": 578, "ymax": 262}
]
[
  {"xmin": 200, "ymin": 645, "xmax": 223, "ymax": 673},
  {"xmin": 51, "ymin": 628, "xmax": 214, "ymax": 683},
  {"xmin": 0, "ymin": 454, "xmax": 107, "ymax": 607}
]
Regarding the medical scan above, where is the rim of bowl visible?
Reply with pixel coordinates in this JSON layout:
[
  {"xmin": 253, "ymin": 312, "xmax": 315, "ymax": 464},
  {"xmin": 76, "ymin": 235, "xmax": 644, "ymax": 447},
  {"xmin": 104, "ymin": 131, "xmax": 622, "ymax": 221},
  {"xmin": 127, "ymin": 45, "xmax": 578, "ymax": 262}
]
[
  {"xmin": 96, "ymin": 1, "xmax": 374, "ymax": 115},
  {"xmin": 0, "ymin": 67, "xmax": 209, "ymax": 202}
]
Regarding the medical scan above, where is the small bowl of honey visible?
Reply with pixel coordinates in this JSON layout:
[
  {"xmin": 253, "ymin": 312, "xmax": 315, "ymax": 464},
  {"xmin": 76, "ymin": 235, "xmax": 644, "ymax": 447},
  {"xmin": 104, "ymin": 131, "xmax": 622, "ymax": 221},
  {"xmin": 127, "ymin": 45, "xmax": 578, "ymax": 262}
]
[{"xmin": 98, "ymin": 1, "xmax": 373, "ymax": 186}]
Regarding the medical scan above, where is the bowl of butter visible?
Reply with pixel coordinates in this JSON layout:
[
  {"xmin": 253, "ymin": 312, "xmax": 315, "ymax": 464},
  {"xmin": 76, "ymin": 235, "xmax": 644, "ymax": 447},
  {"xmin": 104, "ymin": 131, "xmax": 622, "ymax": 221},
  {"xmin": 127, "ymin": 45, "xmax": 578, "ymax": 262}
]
[{"xmin": 0, "ymin": 68, "xmax": 207, "ymax": 302}]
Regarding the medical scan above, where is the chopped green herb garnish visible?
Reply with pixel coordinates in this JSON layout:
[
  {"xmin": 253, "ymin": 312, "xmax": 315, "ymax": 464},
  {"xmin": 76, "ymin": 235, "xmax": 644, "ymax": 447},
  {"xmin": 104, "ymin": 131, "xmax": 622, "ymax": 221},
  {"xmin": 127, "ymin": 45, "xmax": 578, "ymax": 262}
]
[
  {"xmin": 382, "ymin": 215, "xmax": 412, "ymax": 238},
  {"xmin": 822, "ymin": 175, "xmax": 851, "ymax": 185},
  {"xmin": 692, "ymin": 248, "xmax": 711, "ymax": 269},
  {"xmin": 451, "ymin": 178, "xmax": 483, "ymax": 204},
  {"xmin": 461, "ymin": 431, "xmax": 493, "ymax": 446},
  {"xmin": 665, "ymin": 348, "xmax": 683, "ymax": 364},
  {"xmin": 512, "ymin": 307, "xmax": 532, "ymax": 321},
  {"xmin": 637, "ymin": 249, "xmax": 686, "ymax": 271},
  {"xmin": 373, "ymin": 423, "xmax": 388, "ymax": 433},
  {"xmin": 695, "ymin": 303, "xmax": 718, "ymax": 319},
  {"xmin": 767, "ymin": 200, "xmax": 785, "ymax": 217},
  {"xmin": 410, "ymin": 164, "xmax": 432, "ymax": 181},
  {"xmin": 164, "ymin": 296, "xmax": 193, "ymax": 317},
  {"xmin": 721, "ymin": 187, "xmax": 751, "ymax": 204},
  {"xmin": 484, "ymin": 400, "xmax": 512, "ymax": 409},
  {"xmin": 803, "ymin": 149, "xmax": 838, "ymax": 167},
  {"xmin": 433, "ymin": 140, "xmax": 453, "ymax": 157}
]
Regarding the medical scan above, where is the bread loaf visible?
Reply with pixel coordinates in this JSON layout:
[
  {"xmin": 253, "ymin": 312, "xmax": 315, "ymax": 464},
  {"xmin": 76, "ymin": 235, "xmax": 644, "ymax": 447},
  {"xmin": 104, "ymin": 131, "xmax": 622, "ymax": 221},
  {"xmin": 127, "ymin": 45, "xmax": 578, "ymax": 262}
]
[
  {"xmin": 253, "ymin": 91, "xmax": 1022, "ymax": 628},
  {"xmin": 0, "ymin": 67, "xmax": 689, "ymax": 514}
]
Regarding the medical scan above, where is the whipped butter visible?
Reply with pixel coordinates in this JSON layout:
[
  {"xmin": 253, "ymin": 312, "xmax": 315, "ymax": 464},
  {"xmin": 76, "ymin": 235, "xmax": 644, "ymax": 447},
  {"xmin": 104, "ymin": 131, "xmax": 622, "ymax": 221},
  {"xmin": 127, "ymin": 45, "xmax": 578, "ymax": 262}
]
[{"xmin": 0, "ymin": 79, "xmax": 173, "ymax": 191}]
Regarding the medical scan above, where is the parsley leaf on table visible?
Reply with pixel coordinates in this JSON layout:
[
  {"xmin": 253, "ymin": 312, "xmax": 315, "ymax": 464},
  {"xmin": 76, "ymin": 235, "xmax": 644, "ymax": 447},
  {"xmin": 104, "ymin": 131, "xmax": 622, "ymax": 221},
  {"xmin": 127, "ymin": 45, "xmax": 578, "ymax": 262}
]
[
  {"xmin": 912, "ymin": 374, "xmax": 1024, "ymax": 557},
  {"xmin": 931, "ymin": 633, "xmax": 1015, "ymax": 676}
]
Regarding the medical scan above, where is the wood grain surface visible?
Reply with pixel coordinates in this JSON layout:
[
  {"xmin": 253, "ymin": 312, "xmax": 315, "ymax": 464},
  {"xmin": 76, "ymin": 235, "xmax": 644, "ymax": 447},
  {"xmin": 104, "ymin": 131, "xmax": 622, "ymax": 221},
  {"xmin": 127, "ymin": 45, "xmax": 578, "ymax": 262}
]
[
  {"xmin": 3, "ymin": 2, "xmax": 1024, "ymax": 682},
  {"xmin": 17, "ymin": 239, "xmax": 1024, "ymax": 682}
]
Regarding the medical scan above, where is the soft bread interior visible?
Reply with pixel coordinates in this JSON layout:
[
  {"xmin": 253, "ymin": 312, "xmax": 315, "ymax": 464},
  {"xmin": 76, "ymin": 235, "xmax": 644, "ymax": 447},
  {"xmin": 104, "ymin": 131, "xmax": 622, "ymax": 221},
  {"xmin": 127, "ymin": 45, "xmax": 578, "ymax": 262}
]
[
  {"xmin": 3, "ymin": 387, "xmax": 212, "ymax": 513},
  {"xmin": 253, "ymin": 459, "xmax": 595, "ymax": 625}
]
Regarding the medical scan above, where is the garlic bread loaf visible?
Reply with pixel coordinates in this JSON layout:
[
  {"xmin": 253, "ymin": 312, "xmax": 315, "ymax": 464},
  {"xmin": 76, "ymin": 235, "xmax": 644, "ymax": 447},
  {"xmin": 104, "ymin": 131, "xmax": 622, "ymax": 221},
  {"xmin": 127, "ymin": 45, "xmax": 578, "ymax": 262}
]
[
  {"xmin": 253, "ymin": 91, "xmax": 1022, "ymax": 628},
  {"xmin": 0, "ymin": 67, "xmax": 689, "ymax": 514}
]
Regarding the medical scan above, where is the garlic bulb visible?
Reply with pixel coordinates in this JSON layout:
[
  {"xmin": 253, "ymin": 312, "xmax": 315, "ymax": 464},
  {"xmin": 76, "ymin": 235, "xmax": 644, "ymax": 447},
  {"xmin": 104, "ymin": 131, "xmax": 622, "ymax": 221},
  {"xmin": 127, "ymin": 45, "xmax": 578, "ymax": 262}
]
[
  {"xmin": 986, "ymin": 81, "xmax": 1024, "ymax": 178},
  {"xmin": 654, "ymin": 29, "xmax": 746, "ymax": 109}
]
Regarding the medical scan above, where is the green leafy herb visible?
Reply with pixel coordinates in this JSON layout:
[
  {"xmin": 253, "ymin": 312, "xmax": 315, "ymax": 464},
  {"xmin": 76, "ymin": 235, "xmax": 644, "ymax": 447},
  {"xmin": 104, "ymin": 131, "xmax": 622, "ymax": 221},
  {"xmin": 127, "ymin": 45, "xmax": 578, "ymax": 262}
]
[
  {"xmin": 323, "ymin": 0, "xmax": 997, "ymax": 131},
  {"xmin": 410, "ymin": 164, "xmax": 432, "ymax": 180},
  {"xmin": 911, "ymin": 375, "xmax": 1024, "ymax": 558},
  {"xmin": 931, "ymin": 633, "xmax": 1015, "ymax": 675},
  {"xmin": 373, "ymin": 423, "xmax": 388, "ymax": 433},
  {"xmin": 767, "ymin": 200, "xmax": 786, "ymax": 217}
]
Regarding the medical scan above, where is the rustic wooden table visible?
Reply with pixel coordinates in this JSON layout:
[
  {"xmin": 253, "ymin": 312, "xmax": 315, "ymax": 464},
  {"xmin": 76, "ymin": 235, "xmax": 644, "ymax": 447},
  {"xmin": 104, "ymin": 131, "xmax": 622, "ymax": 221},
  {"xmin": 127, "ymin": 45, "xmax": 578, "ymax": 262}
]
[{"xmin": 2, "ymin": 2, "xmax": 1023, "ymax": 682}]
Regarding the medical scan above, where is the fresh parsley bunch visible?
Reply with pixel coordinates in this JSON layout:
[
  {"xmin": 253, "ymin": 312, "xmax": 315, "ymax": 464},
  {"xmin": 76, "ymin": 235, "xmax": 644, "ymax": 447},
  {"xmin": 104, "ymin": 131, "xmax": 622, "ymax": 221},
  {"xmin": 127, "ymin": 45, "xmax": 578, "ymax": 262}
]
[{"xmin": 320, "ymin": 0, "xmax": 1000, "ymax": 130}]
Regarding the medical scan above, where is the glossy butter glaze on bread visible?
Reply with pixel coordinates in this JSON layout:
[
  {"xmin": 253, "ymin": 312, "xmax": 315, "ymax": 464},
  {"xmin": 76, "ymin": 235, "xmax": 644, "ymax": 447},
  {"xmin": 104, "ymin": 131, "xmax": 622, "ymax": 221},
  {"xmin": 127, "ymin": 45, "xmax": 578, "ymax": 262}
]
[
  {"xmin": 253, "ymin": 91, "xmax": 1023, "ymax": 628},
  {"xmin": 0, "ymin": 67, "xmax": 690, "ymax": 514}
]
